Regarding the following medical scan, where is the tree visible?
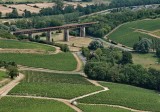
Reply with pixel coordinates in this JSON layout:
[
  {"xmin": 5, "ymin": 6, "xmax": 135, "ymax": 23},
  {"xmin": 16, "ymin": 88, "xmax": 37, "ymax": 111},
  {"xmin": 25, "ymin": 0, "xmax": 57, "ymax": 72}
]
[
  {"xmin": 156, "ymin": 48, "xmax": 160, "ymax": 58},
  {"xmin": 95, "ymin": 48, "xmax": 102, "ymax": 56},
  {"xmin": 0, "ymin": 12, "xmax": 2, "ymax": 18},
  {"xmin": 6, "ymin": 65, "xmax": 19, "ymax": 79},
  {"xmin": 6, "ymin": 8, "xmax": 19, "ymax": 18},
  {"xmin": 81, "ymin": 47, "xmax": 90, "ymax": 58},
  {"xmin": 23, "ymin": 9, "xmax": 32, "ymax": 18},
  {"xmin": 133, "ymin": 38, "xmax": 152, "ymax": 53},
  {"xmin": 120, "ymin": 51, "xmax": 132, "ymax": 65},
  {"xmin": 88, "ymin": 40, "xmax": 103, "ymax": 50}
]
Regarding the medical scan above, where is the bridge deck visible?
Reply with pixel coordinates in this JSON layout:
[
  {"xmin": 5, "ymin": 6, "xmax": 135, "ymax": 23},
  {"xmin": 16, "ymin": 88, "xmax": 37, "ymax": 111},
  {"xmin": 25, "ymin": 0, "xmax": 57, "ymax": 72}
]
[{"xmin": 13, "ymin": 22, "xmax": 97, "ymax": 35}]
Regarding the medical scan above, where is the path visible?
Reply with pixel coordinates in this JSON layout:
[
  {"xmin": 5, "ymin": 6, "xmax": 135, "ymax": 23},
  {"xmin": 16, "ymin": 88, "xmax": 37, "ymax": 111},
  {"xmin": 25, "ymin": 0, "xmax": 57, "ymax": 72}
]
[
  {"xmin": 0, "ymin": 73, "xmax": 24, "ymax": 96},
  {"xmin": 72, "ymin": 53, "xmax": 83, "ymax": 72},
  {"xmin": 6, "ymin": 95, "xmax": 82, "ymax": 112},
  {"xmin": 79, "ymin": 103, "xmax": 149, "ymax": 112},
  {"xmin": 19, "ymin": 65, "xmax": 83, "ymax": 74}
]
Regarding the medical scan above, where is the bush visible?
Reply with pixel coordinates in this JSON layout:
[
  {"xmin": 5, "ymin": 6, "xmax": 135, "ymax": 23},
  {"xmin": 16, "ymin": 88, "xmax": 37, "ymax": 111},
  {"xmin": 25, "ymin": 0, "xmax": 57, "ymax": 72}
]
[{"xmin": 88, "ymin": 40, "xmax": 103, "ymax": 50}]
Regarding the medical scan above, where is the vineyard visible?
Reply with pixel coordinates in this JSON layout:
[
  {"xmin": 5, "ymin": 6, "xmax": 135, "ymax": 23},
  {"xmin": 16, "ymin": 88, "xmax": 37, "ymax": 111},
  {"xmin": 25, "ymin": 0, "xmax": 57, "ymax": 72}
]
[
  {"xmin": 78, "ymin": 82, "xmax": 160, "ymax": 111},
  {"xmin": 9, "ymin": 71, "xmax": 101, "ymax": 99},
  {"xmin": 0, "ymin": 39, "xmax": 55, "ymax": 52},
  {"xmin": 108, "ymin": 19, "xmax": 160, "ymax": 47},
  {"xmin": 0, "ymin": 53, "xmax": 77, "ymax": 71},
  {"xmin": 0, "ymin": 97, "xmax": 74, "ymax": 112}
]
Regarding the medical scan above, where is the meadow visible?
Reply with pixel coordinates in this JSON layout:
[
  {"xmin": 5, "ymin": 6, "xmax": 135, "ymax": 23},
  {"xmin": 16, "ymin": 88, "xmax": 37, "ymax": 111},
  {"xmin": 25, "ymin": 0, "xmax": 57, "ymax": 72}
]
[
  {"xmin": 78, "ymin": 82, "xmax": 160, "ymax": 111},
  {"xmin": 108, "ymin": 19, "xmax": 160, "ymax": 47},
  {"xmin": 9, "ymin": 71, "xmax": 101, "ymax": 99},
  {"xmin": 0, "ymin": 39, "xmax": 55, "ymax": 52},
  {"xmin": 0, "ymin": 71, "xmax": 5, "ymax": 81},
  {"xmin": 0, "ymin": 97, "xmax": 74, "ymax": 112},
  {"xmin": 132, "ymin": 52, "xmax": 160, "ymax": 70},
  {"xmin": 0, "ymin": 53, "xmax": 77, "ymax": 71}
]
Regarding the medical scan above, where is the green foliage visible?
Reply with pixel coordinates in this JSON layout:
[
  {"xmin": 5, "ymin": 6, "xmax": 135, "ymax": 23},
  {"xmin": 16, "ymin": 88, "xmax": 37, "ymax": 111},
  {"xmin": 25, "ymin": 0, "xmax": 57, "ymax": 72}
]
[
  {"xmin": 156, "ymin": 48, "xmax": 160, "ymax": 58},
  {"xmin": 88, "ymin": 40, "xmax": 103, "ymax": 50},
  {"xmin": 6, "ymin": 8, "xmax": 19, "ymax": 18},
  {"xmin": 81, "ymin": 47, "xmax": 90, "ymax": 58},
  {"xmin": 120, "ymin": 51, "xmax": 132, "ymax": 65},
  {"xmin": 0, "ymin": 97, "xmax": 74, "ymax": 112},
  {"xmin": 9, "ymin": 71, "xmax": 101, "ymax": 99},
  {"xmin": 6, "ymin": 65, "xmax": 19, "ymax": 79},
  {"xmin": 0, "ymin": 53, "xmax": 77, "ymax": 71},
  {"xmin": 133, "ymin": 38, "xmax": 152, "ymax": 53},
  {"xmin": 0, "ymin": 29, "xmax": 16, "ymax": 39},
  {"xmin": 78, "ymin": 82, "xmax": 160, "ymax": 112},
  {"xmin": 0, "ymin": 71, "xmax": 6, "ymax": 81},
  {"xmin": 84, "ymin": 48, "xmax": 160, "ymax": 91},
  {"xmin": 95, "ymin": 48, "xmax": 102, "ymax": 56}
]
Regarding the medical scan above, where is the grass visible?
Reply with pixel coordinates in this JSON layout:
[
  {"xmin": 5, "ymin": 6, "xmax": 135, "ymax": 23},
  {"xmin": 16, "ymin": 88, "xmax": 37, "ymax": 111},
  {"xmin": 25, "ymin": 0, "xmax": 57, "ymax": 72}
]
[
  {"xmin": 0, "ymin": 71, "xmax": 6, "ymax": 81},
  {"xmin": 78, "ymin": 82, "xmax": 160, "ymax": 112},
  {"xmin": 0, "ymin": 97, "xmax": 74, "ymax": 112},
  {"xmin": 0, "ymin": 53, "xmax": 77, "ymax": 71},
  {"xmin": 152, "ymin": 30, "xmax": 160, "ymax": 37},
  {"xmin": 78, "ymin": 104, "xmax": 131, "ymax": 112},
  {"xmin": 0, "ymin": 39, "xmax": 55, "ymax": 52},
  {"xmin": 132, "ymin": 52, "xmax": 160, "ymax": 70},
  {"xmin": 9, "ymin": 71, "xmax": 101, "ymax": 99},
  {"xmin": 108, "ymin": 19, "xmax": 160, "ymax": 47}
]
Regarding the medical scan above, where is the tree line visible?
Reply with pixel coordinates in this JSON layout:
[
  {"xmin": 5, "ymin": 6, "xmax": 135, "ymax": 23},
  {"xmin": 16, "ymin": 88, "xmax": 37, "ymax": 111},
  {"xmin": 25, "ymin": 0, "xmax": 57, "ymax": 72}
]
[{"xmin": 83, "ymin": 40, "xmax": 160, "ymax": 91}]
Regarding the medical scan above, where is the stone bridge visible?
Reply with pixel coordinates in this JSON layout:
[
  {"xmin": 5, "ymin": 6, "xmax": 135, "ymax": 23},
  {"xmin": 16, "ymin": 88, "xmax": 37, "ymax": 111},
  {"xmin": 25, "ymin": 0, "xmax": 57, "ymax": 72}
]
[{"xmin": 13, "ymin": 22, "xmax": 98, "ymax": 41}]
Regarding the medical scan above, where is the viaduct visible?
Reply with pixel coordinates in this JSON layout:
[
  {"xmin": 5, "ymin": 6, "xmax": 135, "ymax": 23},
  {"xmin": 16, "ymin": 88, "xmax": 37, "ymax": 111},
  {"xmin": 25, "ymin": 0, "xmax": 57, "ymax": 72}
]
[{"xmin": 13, "ymin": 22, "xmax": 97, "ymax": 42}]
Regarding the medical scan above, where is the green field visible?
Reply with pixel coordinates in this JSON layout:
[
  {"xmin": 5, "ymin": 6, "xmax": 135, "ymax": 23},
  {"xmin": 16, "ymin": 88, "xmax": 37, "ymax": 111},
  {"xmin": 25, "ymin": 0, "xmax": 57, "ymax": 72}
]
[
  {"xmin": 0, "ymin": 39, "xmax": 55, "ymax": 52},
  {"xmin": 0, "ymin": 71, "xmax": 6, "ymax": 81},
  {"xmin": 0, "ymin": 97, "xmax": 74, "ymax": 112},
  {"xmin": 0, "ymin": 53, "xmax": 77, "ymax": 71},
  {"xmin": 78, "ymin": 82, "xmax": 160, "ymax": 111},
  {"xmin": 9, "ymin": 71, "xmax": 101, "ymax": 99},
  {"xmin": 108, "ymin": 19, "xmax": 160, "ymax": 47},
  {"xmin": 132, "ymin": 53, "xmax": 160, "ymax": 70},
  {"xmin": 78, "ymin": 104, "xmax": 131, "ymax": 112}
]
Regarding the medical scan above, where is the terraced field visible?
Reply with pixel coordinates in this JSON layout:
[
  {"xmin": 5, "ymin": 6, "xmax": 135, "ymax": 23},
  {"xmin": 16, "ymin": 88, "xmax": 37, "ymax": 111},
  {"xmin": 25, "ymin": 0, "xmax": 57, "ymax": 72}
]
[
  {"xmin": 0, "ymin": 39, "xmax": 55, "ymax": 52},
  {"xmin": 0, "ymin": 97, "xmax": 74, "ymax": 112},
  {"xmin": 0, "ymin": 53, "xmax": 77, "ymax": 71},
  {"xmin": 78, "ymin": 82, "xmax": 160, "ymax": 112},
  {"xmin": 78, "ymin": 104, "xmax": 131, "ymax": 112},
  {"xmin": 108, "ymin": 19, "xmax": 160, "ymax": 47},
  {"xmin": 9, "ymin": 71, "xmax": 101, "ymax": 99}
]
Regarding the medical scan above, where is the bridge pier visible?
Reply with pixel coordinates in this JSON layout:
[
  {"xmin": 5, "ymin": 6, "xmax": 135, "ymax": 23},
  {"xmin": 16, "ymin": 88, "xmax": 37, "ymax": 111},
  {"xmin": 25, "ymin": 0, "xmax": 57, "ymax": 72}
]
[
  {"xmin": 64, "ymin": 29, "xmax": 69, "ymax": 41},
  {"xmin": 28, "ymin": 33, "xmax": 33, "ymax": 38},
  {"xmin": 46, "ymin": 31, "xmax": 51, "ymax": 42},
  {"xmin": 80, "ymin": 27, "xmax": 86, "ymax": 37}
]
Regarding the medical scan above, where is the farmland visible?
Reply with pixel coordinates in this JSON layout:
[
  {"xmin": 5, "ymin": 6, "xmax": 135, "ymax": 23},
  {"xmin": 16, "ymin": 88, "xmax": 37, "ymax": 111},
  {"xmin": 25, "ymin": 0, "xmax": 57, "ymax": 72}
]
[
  {"xmin": 9, "ymin": 71, "xmax": 101, "ymax": 99},
  {"xmin": 78, "ymin": 82, "xmax": 160, "ymax": 111},
  {"xmin": 108, "ymin": 19, "xmax": 160, "ymax": 47},
  {"xmin": 0, "ymin": 53, "xmax": 77, "ymax": 71},
  {"xmin": 78, "ymin": 104, "xmax": 131, "ymax": 112},
  {"xmin": 0, "ymin": 39, "xmax": 56, "ymax": 52},
  {"xmin": 0, "ymin": 97, "xmax": 74, "ymax": 112},
  {"xmin": 132, "ymin": 53, "xmax": 160, "ymax": 70}
]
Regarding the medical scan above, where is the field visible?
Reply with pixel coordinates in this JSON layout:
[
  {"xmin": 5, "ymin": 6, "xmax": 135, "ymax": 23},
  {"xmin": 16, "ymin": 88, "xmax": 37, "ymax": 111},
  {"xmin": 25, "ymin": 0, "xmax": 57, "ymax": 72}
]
[
  {"xmin": 9, "ymin": 71, "xmax": 101, "ymax": 99},
  {"xmin": 0, "ymin": 53, "xmax": 77, "ymax": 71},
  {"xmin": 78, "ymin": 104, "xmax": 131, "ymax": 112},
  {"xmin": 78, "ymin": 82, "xmax": 160, "ymax": 111},
  {"xmin": 108, "ymin": 19, "xmax": 160, "ymax": 47},
  {"xmin": 0, "ymin": 39, "xmax": 55, "ymax": 52},
  {"xmin": 152, "ymin": 30, "xmax": 160, "ymax": 37},
  {"xmin": 0, "ymin": 97, "xmax": 74, "ymax": 112},
  {"xmin": 0, "ymin": 71, "xmax": 6, "ymax": 81},
  {"xmin": 132, "ymin": 52, "xmax": 160, "ymax": 70}
]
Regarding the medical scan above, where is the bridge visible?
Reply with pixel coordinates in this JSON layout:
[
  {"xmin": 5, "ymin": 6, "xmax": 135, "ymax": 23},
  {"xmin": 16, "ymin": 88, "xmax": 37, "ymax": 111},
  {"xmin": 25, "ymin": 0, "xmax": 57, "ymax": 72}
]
[{"xmin": 13, "ymin": 22, "xmax": 98, "ymax": 42}]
